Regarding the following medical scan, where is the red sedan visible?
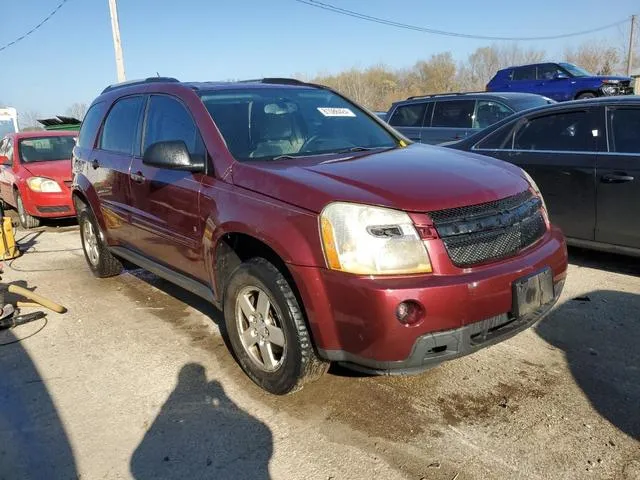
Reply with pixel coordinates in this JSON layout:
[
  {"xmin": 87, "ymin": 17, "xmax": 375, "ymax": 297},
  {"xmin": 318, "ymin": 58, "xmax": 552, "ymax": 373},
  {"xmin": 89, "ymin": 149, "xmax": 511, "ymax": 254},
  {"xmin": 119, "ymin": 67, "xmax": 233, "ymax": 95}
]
[{"xmin": 0, "ymin": 131, "xmax": 77, "ymax": 228}]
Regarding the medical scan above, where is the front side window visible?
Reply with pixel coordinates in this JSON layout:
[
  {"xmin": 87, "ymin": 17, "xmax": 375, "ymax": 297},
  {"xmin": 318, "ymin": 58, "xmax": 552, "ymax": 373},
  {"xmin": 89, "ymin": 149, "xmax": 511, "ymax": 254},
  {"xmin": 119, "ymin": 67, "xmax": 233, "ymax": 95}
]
[
  {"xmin": 388, "ymin": 103, "xmax": 426, "ymax": 127},
  {"xmin": 143, "ymin": 95, "xmax": 204, "ymax": 159},
  {"xmin": 199, "ymin": 87, "xmax": 397, "ymax": 161},
  {"xmin": 537, "ymin": 64, "xmax": 564, "ymax": 80},
  {"xmin": 432, "ymin": 100, "xmax": 475, "ymax": 129},
  {"xmin": 513, "ymin": 66, "xmax": 536, "ymax": 81},
  {"xmin": 99, "ymin": 96, "xmax": 144, "ymax": 154},
  {"xmin": 608, "ymin": 108, "xmax": 640, "ymax": 154},
  {"xmin": 19, "ymin": 136, "xmax": 77, "ymax": 163},
  {"xmin": 473, "ymin": 101, "xmax": 513, "ymax": 129},
  {"xmin": 514, "ymin": 110, "xmax": 597, "ymax": 152}
]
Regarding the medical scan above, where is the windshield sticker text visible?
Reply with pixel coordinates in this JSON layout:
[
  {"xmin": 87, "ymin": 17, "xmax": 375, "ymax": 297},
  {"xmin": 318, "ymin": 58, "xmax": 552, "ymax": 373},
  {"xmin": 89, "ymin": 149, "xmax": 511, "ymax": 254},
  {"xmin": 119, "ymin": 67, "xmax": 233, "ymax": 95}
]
[{"xmin": 317, "ymin": 107, "xmax": 356, "ymax": 117}]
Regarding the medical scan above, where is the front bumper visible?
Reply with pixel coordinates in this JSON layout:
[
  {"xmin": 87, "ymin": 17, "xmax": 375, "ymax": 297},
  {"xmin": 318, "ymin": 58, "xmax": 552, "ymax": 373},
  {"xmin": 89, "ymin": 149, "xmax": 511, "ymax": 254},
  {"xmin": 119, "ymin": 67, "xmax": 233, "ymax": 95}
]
[
  {"xmin": 600, "ymin": 84, "xmax": 634, "ymax": 96},
  {"xmin": 21, "ymin": 187, "xmax": 75, "ymax": 218},
  {"xmin": 327, "ymin": 279, "xmax": 563, "ymax": 374},
  {"xmin": 289, "ymin": 226, "xmax": 568, "ymax": 372}
]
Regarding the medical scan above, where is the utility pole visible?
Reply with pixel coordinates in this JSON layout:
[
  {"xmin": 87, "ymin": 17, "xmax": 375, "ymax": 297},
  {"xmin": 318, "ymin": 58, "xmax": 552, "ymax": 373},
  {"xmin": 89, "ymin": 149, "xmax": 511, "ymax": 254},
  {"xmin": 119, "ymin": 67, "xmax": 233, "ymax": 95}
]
[
  {"xmin": 626, "ymin": 14, "xmax": 636, "ymax": 77},
  {"xmin": 108, "ymin": 0, "xmax": 126, "ymax": 82}
]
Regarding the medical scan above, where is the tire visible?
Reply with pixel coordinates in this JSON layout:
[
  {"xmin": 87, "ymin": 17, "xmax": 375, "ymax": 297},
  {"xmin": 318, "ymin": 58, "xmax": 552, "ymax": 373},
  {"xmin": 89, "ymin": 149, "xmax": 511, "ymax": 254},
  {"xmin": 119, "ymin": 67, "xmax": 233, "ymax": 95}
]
[
  {"xmin": 78, "ymin": 209, "xmax": 123, "ymax": 278},
  {"xmin": 14, "ymin": 191, "xmax": 40, "ymax": 229},
  {"xmin": 577, "ymin": 92, "xmax": 596, "ymax": 100},
  {"xmin": 223, "ymin": 258, "xmax": 328, "ymax": 395}
]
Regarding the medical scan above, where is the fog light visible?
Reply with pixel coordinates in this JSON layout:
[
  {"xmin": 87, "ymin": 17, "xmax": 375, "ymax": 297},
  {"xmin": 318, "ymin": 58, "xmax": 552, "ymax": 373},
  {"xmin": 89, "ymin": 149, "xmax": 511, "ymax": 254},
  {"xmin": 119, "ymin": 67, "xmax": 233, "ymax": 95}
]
[{"xmin": 395, "ymin": 300, "xmax": 425, "ymax": 325}]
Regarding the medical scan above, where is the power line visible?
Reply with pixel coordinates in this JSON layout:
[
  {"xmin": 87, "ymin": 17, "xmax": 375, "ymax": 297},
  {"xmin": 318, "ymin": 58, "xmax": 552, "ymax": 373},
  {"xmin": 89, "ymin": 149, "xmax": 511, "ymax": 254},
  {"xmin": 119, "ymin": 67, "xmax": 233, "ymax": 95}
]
[
  {"xmin": 0, "ymin": 0, "xmax": 71, "ymax": 53},
  {"xmin": 294, "ymin": 0, "xmax": 631, "ymax": 41}
]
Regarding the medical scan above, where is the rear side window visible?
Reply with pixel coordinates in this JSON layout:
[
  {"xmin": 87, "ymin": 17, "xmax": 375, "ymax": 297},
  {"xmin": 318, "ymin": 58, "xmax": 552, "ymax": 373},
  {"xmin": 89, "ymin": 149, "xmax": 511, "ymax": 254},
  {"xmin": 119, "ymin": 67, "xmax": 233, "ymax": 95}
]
[
  {"xmin": 608, "ymin": 108, "xmax": 640, "ymax": 154},
  {"xmin": 432, "ymin": 100, "xmax": 475, "ymax": 128},
  {"xmin": 388, "ymin": 103, "xmax": 426, "ymax": 127},
  {"xmin": 513, "ymin": 66, "xmax": 536, "ymax": 81},
  {"xmin": 143, "ymin": 95, "xmax": 204, "ymax": 158},
  {"xmin": 514, "ymin": 110, "xmax": 597, "ymax": 152},
  {"xmin": 78, "ymin": 102, "xmax": 106, "ymax": 149},
  {"xmin": 99, "ymin": 96, "xmax": 144, "ymax": 154}
]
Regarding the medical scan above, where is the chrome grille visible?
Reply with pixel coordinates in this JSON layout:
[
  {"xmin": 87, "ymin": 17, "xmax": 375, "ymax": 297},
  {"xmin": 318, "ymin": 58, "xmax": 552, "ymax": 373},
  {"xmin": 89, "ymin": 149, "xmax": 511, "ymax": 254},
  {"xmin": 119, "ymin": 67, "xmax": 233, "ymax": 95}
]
[{"xmin": 430, "ymin": 190, "xmax": 546, "ymax": 267}]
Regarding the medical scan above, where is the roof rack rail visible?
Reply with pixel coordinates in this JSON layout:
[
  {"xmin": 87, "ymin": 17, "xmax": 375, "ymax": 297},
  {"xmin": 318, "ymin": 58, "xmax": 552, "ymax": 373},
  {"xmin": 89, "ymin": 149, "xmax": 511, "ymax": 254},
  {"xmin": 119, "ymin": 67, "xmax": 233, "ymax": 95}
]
[
  {"xmin": 406, "ymin": 91, "xmax": 486, "ymax": 100},
  {"xmin": 236, "ymin": 77, "xmax": 308, "ymax": 85},
  {"xmin": 101, "ymin": 77, "xmax": 180, "ymax": 94}
]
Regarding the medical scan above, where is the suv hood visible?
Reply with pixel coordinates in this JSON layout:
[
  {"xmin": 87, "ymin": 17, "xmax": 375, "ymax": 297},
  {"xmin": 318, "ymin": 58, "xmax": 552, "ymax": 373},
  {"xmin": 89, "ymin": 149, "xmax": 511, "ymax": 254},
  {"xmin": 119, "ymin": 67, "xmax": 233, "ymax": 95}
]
[
  {"xmin": 232, "ymin": 144, "xmax": 530, "ymax": 213},
  {"xmin": 579, "ymin": 75, "xmax": 632, "ymax": 83}
]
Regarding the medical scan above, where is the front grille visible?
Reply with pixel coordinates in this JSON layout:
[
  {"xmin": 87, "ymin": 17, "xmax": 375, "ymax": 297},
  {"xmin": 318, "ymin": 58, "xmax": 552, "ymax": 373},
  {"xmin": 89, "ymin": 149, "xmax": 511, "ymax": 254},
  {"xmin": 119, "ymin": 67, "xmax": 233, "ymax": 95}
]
[
  {"xmin": 430, "ymin": 190, "xmax": 546, "ymax": 267},
  {"xmin": 37, "ymin": 205, "xmax": 71, "ymax": 214}
]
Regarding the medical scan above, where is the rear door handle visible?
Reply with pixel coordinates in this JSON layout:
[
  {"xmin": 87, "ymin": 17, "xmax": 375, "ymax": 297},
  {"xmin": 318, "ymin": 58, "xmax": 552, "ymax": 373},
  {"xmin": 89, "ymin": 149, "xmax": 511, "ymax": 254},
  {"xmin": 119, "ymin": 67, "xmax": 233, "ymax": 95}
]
[
  {"xmin": 91, "ymin": 159, "xmax": 100, "ymax": 170},
  {"xmin": 601, "ymin": 173, "xmax": 634, "ymax": 183},
  {"xmin": 130, "ymin": 171, "xmax": 145, "ymax": 184}
]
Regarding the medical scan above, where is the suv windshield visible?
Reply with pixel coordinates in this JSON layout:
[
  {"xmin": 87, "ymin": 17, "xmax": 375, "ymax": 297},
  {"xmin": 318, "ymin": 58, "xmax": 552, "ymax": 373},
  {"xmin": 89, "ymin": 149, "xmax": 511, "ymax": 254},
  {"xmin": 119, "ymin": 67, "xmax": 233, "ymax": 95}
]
[
  {"xmin": 559, "ymin": 63, "xmax": 592, "ymax": 77},
  {"xmin": 199, "ymin": 87, "xmax": 397, "ymax": 161},
  {"xmin": 19, "ymin": 136, "xmax": 77, "ymax": 163}
]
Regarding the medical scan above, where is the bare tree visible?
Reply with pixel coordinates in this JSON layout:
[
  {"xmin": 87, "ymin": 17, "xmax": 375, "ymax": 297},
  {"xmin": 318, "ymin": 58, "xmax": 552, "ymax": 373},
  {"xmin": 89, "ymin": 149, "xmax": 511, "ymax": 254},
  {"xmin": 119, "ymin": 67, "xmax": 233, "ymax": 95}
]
[
  {"xmin": 65, "ymin": 102, "xmax": 87, "ymax": 120},
  {"xmin": 564, "ymin": 42, "xmax": 621, "ymax": 75},
  {"xmin": 19, "ymin": 111, "xmax": 44, "ymax": 131}
]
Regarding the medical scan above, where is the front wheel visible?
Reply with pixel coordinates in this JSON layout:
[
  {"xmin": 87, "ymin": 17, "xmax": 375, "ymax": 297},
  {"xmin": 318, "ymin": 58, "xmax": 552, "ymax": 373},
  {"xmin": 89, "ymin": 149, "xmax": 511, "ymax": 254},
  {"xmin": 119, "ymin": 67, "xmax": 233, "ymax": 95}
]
[
  {"xmin": 15, "ymin": 191, "xmax": 40, "ymax": 229},
  {"xmin": 78, "ymin": 209, "xmax": 122, "ymax": 278},
  {"xmin": 576, "ymin": 92, "xmax": 596, "ymax": 100},
  {"xmin": 223, "ymin": 258, "xmax": 328, "ymax": 395}
]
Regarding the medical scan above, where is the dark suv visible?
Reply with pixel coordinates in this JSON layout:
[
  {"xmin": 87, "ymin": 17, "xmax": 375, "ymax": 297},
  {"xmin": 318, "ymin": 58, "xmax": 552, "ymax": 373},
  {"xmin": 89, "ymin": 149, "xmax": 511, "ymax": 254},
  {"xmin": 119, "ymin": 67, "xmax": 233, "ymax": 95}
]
[
  {"xmin": 73, "ymin": 77, "xmax": 567, "ymax": 394},
  {"xmin": 487, "ymin": 62, "xmax": 634, "ymax": 102},
  {"xmin": 387, "ymin": 92, "xmax": 555, "ymax": 145}
]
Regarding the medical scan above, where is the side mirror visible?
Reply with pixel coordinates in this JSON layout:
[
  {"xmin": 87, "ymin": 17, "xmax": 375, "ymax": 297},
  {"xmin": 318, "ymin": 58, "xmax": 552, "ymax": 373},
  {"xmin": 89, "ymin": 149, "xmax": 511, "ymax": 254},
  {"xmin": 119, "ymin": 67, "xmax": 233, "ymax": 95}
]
[
  {"xmin": 554, "ymin": 72, "xmax": 569, "ymax": 80},
  {"xmin": 0, "ymin": 155, "xmax": 9, "ymax": 166},
  {"xmin": 142, "ymin": 140, "xmax": 205, "ymax": 173}
]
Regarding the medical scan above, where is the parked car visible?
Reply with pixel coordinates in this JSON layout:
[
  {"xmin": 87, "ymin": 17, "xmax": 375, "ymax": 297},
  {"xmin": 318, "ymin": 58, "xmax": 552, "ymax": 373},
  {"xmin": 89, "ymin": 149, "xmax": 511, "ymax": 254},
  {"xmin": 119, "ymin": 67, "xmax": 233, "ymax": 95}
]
[
  {"xmin": 73, "ymin": 77, "xmax": 567, "ymax": 394},
  {"xmin": 0, "ymin": 131, "xmax": 77, "ymax": 228},
  {"xmin": 445, "ymin": 96, "xmax": 640, "ymax": 256},
  {"xmin": 373, "ymin": 111, "xmax": 387, "ymax": 121},
  {"xmin": 486, "ymin": 62, "xmax": 634, "ymax": 102},
  {"xmin": 386, "ymin": 92, "xmax": 555, "ymax": 145}
]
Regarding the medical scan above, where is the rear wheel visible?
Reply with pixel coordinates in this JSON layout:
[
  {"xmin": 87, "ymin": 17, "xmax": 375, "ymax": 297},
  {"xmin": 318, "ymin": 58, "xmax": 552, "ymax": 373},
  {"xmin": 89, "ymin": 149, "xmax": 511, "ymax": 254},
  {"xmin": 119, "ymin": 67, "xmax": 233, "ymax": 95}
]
[
  {"xmin": 576, "ymin": 92, "xmax": 596, "ymax": 100},
  {"xmin": 223, "ymin": 258, "xmax": 328, "ymax": 395},
  {"xmin": 78, "ymin": 209, "xmax": 122, "ymax": 278},
  {"xmin": 14, "ymin": 191, "xmax": 40, "ymax": 229}
]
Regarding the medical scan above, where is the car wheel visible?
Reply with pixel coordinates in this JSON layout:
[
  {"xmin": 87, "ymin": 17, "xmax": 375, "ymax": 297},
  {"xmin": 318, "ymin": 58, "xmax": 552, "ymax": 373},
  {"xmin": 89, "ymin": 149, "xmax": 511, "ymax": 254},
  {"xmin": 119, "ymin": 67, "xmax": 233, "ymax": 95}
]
[
  {"xmin": 14, "ymin": 191, "xmax": 40, "ymax": 229},
  {"xmin": 78, "ymin": 209, "xmax": 123, "ymax": 278},
  {"xmin": 577, "ymin": 92, "xmax": 596, "ymax": 99},
  {"xmin": 223, "ymin": 258, "xmax": 328, "ymax": 395}
]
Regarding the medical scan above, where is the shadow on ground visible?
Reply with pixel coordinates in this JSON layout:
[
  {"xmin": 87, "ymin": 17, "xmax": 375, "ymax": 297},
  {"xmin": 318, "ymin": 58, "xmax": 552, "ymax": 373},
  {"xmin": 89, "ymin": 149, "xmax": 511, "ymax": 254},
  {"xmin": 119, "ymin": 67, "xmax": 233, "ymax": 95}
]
[
  {"xmin": 536, "ymin": 289, "xmax": 640, "ymax": 440},
  {"xmin": 130, "ymin": 363, "xmax": 273, "ymax": 480},
  {"xmin": 569, "ymin": 246, "xmax": 640, "ymax": 276},
  {"xmin": 0, "ymin": 328, "xmax": 78, "ymax": 478}
]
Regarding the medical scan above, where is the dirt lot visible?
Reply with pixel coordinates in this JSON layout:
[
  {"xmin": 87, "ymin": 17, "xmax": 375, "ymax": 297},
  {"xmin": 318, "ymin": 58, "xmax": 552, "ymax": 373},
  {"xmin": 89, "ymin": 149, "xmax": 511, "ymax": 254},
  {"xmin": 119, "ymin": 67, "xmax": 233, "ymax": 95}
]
[{"xmin": 0, "ymin": 224, "xmax": 639, "ymax": 480}]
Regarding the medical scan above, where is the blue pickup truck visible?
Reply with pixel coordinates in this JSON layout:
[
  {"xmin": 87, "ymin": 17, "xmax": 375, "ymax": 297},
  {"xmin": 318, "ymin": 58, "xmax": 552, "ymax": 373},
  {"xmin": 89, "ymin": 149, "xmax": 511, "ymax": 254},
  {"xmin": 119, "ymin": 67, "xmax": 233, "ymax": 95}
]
[{"xmin": 486, "ymin": 62, "xmax": 634, "ymax": 101}]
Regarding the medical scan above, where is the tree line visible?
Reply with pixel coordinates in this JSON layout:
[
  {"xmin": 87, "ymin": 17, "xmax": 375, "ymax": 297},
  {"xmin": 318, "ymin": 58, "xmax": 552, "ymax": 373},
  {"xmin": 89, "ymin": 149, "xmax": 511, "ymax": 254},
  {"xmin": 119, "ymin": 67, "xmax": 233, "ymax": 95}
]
[{"xmin": 309, "ymin": 41, "xmax": 638, "ymax": 111}]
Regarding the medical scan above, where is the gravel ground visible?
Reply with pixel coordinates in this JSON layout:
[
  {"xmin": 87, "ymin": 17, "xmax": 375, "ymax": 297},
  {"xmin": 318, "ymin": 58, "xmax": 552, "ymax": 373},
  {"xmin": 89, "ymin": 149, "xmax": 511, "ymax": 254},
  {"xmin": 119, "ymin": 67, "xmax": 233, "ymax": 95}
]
[{"xmin": 0, "ymin": 225, "xmax": 638, "ymax": 480}]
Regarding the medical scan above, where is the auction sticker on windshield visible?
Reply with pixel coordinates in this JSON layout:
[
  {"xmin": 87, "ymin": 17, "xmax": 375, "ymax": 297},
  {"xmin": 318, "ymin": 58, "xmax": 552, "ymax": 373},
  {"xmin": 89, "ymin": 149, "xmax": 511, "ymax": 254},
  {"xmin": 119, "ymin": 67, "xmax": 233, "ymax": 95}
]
[{"xmin": 317, "ymin": 107, "xmax": 356, "ymax": 117}]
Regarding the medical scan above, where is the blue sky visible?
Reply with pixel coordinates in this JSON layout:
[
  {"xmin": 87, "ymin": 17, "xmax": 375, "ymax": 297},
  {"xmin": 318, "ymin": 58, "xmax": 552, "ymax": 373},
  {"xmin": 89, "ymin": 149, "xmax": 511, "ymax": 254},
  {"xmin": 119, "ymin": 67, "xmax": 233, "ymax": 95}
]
[{"xmin": 2, "ymin": 0, "xmax": 637, "ymax": 118}]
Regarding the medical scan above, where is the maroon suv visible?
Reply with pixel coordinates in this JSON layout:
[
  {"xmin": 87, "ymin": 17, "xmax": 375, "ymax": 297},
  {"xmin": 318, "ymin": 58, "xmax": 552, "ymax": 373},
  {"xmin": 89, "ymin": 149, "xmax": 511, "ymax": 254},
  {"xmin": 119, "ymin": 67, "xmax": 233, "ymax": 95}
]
[{"xmin": 72, "ymin": 77, "xmax": 568, "ymax": 394}]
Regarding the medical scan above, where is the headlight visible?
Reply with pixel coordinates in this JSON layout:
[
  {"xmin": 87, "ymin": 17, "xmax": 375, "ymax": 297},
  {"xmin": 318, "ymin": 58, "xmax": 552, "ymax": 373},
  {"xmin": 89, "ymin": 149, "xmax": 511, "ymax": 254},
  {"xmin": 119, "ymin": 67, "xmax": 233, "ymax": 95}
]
[
  {"xmin": 520, "ymin": 169, "xmax": 547, "ymax": 211},
  {"xmin": 27, "ymin": 177, "xmax": 62, "ymax": 193},
  {"xmin": 601, "ymin": 85, "xmax": 617, "ymax": 96},
  {"xmin": 320, "ymin": 202, "xmax": 432, "ymax": 275}
]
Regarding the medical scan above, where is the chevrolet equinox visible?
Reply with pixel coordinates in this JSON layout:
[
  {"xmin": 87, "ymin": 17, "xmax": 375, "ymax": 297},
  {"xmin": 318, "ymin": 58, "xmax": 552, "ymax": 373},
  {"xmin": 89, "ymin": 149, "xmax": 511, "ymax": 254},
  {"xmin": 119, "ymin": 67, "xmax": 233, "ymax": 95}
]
[{"xmin": 72, "ymin": 77, "xmax": 568, "ymax": 394}]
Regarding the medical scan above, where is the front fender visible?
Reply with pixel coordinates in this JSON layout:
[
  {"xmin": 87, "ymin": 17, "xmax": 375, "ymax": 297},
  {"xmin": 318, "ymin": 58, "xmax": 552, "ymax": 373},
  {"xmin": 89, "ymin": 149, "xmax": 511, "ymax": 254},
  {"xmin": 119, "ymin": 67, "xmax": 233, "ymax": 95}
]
[{"xmin": 72, "ymin": 173, "xmax": 107, "ymax": 233}]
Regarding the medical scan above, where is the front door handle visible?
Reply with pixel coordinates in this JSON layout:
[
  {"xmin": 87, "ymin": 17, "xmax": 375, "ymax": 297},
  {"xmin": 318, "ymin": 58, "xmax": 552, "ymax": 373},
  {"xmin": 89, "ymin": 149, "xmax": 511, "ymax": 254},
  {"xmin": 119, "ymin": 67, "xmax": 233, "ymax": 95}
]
[
  {"xmin": 130, "ymin": 171, "xmax": 145, "ymax": 184},
  {"xmin": 91, "ymin": 159, "xmax": 100, "ymax": 170},
  {"xmin": 601, "ymin": 173, "xmax": 635, "ymax": 184}
]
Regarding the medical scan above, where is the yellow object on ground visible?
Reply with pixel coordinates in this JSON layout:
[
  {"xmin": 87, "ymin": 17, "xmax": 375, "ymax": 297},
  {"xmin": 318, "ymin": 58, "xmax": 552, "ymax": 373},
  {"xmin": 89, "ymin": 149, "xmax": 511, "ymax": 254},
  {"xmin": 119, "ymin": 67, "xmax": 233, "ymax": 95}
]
[
  {"xmin": 0, "ymin": 216, "xmax": 19, "ymax": 260},
  {"xmin": 8, "ymin": 284, "xmax": 67, "ymax": 313}
]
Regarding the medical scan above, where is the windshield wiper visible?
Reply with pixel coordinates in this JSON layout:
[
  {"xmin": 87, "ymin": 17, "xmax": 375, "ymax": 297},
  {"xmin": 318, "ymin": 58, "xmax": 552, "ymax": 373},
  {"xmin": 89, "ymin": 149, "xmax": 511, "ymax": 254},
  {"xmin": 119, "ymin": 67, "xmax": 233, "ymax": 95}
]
[
  {"xmin": 335, "ymin": 146, "xmax": 397, "ymax": 154},
  {"xmin": 270, "ymin": 154, "xmax": 299, "ymax": 161}
]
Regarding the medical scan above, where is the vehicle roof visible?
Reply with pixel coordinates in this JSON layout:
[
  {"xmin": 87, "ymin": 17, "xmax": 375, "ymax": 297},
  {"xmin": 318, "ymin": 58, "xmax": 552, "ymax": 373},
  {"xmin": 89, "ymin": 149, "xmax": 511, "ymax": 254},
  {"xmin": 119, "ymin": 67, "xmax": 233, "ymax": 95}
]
[
  {"xmin": 391, "ymin": 91, "xmax": 548, "ymax": 106},
  {"xmin": 10, "ymin": 130, "xmax": 78, "ymax": 140},
  {"xmin": 513, "ymin": 95, "xmax": 640, "ymax": 112}
]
